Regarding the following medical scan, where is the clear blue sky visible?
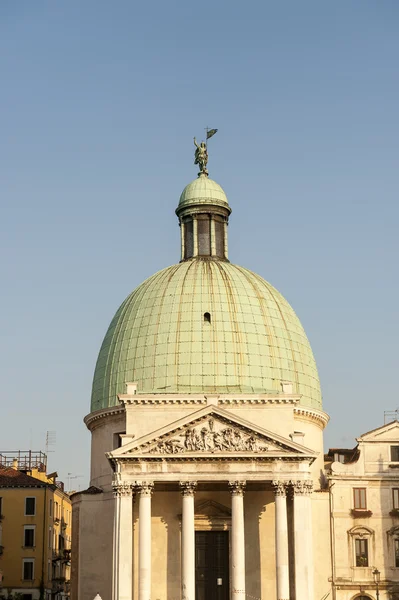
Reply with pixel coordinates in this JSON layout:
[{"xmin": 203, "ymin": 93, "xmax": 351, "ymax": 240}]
[{"xmin": 1, "ymin": 1, "xmax": 398, "ymax": 488}]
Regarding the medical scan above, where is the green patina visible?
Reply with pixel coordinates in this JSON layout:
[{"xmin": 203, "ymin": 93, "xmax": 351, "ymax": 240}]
[{"xmin": 90, "ymin": 171, "xmax": 322, "ymax": 413}]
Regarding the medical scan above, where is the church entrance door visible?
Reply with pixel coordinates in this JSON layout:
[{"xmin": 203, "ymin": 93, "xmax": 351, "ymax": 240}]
[{"xmin": 195, "ymin": 531, "xmax": 229, "ymax": 600}]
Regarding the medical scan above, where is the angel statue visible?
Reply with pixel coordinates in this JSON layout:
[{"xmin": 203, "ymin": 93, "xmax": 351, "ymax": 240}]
[{"xmin": 194, "ymin": 137, "xmax": 208, "ymax": 175}]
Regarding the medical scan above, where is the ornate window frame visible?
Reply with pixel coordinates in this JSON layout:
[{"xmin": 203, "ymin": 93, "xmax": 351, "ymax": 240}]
[{"xmin": 348, "ymin": 525, "xmax": 374, "ymax": 569}]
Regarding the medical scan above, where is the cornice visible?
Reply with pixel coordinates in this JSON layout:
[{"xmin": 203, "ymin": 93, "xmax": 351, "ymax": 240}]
[
  {"xmin": 119, "ymin": 393, "xmax": 301, "ymax": 407},
  {"xmin": 293, "ymin": 406, "xmax": 329, "ymax": 430},
  {"xmin": 84, "ymin": 406, "xmax": 126, "ymax": 431}
]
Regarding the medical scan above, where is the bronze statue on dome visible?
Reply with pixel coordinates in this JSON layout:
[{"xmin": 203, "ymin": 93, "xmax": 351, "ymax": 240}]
[
  {"xmin": 193, "ymin": 128, "xmax": 218, "ymax": 176},
  {"xmin": 193, "ymin": 137, "xmax": 208, "ymax": 175}
]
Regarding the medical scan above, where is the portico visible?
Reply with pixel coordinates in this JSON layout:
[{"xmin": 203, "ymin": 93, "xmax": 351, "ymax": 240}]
[{"xmin": 108, "ymin": 404, "xmax": 318, "ymax": 600}]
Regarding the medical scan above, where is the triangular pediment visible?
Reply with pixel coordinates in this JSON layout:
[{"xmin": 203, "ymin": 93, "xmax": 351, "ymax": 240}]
[
  {"xmin": 108, "ymin": 405, "xmax": 317, "ymax": 461},
  {"xmin": 358, "ymin": 421, "xmax": 399, "ymax": 442},
  {"xmin": 195, "ymin": 500, "xmax": 231, "ymax": 518}
]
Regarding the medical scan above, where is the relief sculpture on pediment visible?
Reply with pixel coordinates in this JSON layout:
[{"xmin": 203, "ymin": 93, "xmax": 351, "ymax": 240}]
[{"xmin": 148, "ymin": 418, "xmax": 269, "ymax": 454}]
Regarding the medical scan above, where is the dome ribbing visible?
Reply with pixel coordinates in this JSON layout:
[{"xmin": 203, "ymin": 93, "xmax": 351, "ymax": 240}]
[{"xmin": 91, "ymin": 260, "xmax": 322, "ymax": 412}]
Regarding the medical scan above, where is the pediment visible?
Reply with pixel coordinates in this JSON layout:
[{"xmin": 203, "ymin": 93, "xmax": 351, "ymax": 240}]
[
  {"xmin": 195, "ymin": 500, "xmax": 231, "ymax": 518},
  {"xmin": 109, "ymin": 405, "xmax": 317, "ymax": 461},
  {"xmin": 358, "ymin": 421, "xmax": 399, "ymax": 442}
]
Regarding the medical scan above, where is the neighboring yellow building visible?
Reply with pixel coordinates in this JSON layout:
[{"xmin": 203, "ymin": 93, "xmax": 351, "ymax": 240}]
[{"xmin": 0, "ymin": 452, "xmax": 71, "ymax": 600}]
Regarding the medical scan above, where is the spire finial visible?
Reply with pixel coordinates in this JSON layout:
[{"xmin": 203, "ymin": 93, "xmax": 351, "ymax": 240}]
[{"xmin": 193, "ymin": 128, "xmax": 218, "ymax": 177}]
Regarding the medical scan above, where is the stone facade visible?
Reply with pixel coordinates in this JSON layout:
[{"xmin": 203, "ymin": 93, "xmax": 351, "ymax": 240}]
[
  {"xmin": 72, "ymin": 391, "xmax": 331, "ymax": 600},
  {"xmin": 328, "ymin": 421, "xmax": 399, "ymax": 600}
]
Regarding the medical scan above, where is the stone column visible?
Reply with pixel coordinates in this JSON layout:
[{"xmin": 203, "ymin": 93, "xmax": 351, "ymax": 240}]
[
  {"xmin": 180, "ymin": 221, "xmax": 185, "ymax": 260},
  {"xmin": 272, "ymin": 481, "xmax": 290, "ymax": 600},
  {"xmin": 112, "ymin": 482, "xmax": 133, "ymax": 600},
  {"xmin": 224, "ymin": 220, "xmax": 229, "ymax": 259},
  {"xmin": 210, "ymin": 215, "xmax": 216, "ymax": 256},
  {"xmin": 292, "ymin": 480, "xmax": 314, "ymax": 600},
  {"xmin": 136, "ymin": 482, "xmax": 154, "ymax": 600},
  {"xmin": 180, "ymin": 482, "xmax": 197, "ymax": 600},
  {"xmin": 229, "ymin": 481, "xmax": 246, "ymax": 600},
  {"xmin": 193, "ymin": 217, "xmax": 198, "ymax": 257}
]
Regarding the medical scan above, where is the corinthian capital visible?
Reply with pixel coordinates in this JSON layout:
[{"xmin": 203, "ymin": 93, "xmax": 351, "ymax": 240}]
[
  {"xmin": 179, "ymin": 481, "xmax": 198, "ymax": 496},
  {"xmin": 228, "ymin": 481, "xmax": 246, "ymax": 496},
  {"xmin": 112, "ymin": 482, "xmax": 133, "ymax": 498},
  {"xmin": 135, "ymin": 481, "xmax": 154, "ymax": 497},
  {"xmin": 272, "ymin": 480, "xmax": 288, "ymax": 497},
  {"xmin": 290, "ymin": 479, "xmax": 313, "ymax": 496}
]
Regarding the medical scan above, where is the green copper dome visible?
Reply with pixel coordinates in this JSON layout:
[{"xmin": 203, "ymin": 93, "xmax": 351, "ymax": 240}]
[{"xmin": 91, "ymin": 260, "xmax": 322, "ymax": 412}]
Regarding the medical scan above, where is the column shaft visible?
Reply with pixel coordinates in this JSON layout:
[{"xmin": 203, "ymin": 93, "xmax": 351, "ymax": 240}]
[
  {"xmin": 273, "ymin": 482, "xmax": 290, "ymax": 600},
  {"xmin": 193, "ymin": 217, "xmax": 198, "ymax": 257},
  {"xmin": 138, "ymin": 482, "xmax": 153, "ymax": 600},
  {"xmin": 292, "ymin": 480, "xmax": 314, "ymax": 600},
  {"xmin": 180, "ymin": 221, "xmax": 185, "ymax": 260},
  {"xmin": 180, "ymin": 482, "xmax": 197, "ymax": 600},
  {"xmin": 112, "ymin": 483, "xmax": 133, "ymax": 600},
  {"xmin": 210, "ymin": 216, "xmax": 216, "ymax": 256},
  {"xmin": 229, "ymin": 481, "xmax": 246, "ymax": 600},
  {"xmin": 223, "ymin": 221, "xmax": 229, "ymax": 259}
]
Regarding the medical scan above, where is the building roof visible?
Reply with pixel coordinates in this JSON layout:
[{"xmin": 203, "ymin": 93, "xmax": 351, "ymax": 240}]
[
  {"xmin": 90, "ymin": 175, "xmax": 322, "ymax": 413},
  {"xmin": 0, "ymin": 465, "xmax": 47, "ymax": 488}
]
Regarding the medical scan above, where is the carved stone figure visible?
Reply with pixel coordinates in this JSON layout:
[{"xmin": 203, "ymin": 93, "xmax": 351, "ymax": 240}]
[{"xmin": 148, "ymin": 419, "xmax": 269, "ymax": 455}]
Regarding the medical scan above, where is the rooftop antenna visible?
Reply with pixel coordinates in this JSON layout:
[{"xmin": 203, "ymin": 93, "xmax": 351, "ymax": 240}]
[
  {"xmin": 67, "ymin": 472, "xmax": 83, "ymax": 492},
  {"xmin": 384, "ymin": 409, "xmax": 399, "ymax": 424},
  {"xmin": 45, "ymin": 430, "xmax": 56, "ymax": 458}
]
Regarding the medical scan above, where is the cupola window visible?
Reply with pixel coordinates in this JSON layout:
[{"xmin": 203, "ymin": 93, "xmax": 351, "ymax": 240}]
[
  {"xmin": 184, "ymin": 220, "xmax": 194, "ymax": 259},
  {"xmin": 197, "ymin": 216, "xmax": 211, "ymax": 255}
]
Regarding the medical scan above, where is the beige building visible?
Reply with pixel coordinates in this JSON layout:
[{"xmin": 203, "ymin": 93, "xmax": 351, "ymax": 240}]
[
  {"xmin": 327, "ymin": 421, "xmax": 399, "ymax": 600},
  {"xmin": 71, "ymin": 147, "xmax": 398, "ymax": 600}
]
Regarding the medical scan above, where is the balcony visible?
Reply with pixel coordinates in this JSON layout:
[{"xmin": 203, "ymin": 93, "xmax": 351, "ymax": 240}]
[
  {"xmin": 351, "ymin": 509, "xmax": 373, "ymax": 518},
  {"xmin": 0, "ymin": 545, "xmax": 4, "ymax": 555},
  {"xmin": 54, "ymin": 516, "xmax": 61, "ymax": 525}
]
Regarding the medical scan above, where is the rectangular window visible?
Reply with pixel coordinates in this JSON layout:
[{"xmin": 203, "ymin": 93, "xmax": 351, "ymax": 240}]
[
  {"xmin": 25, "ymin": 497, "xmax": 36, "ymax": 516},
  {"xmin": 184, "ymin": 219, "xmax": 193, "ymax": 259},
  {"xmin": 48, "ymin": 559, "xmax": 51, "ymax": 581},
  {"xmin": 393, "ymin": 489, "xmax": 399, "ymax": 510},
  {"xmin": 391, "ymin": 446, "xmax": 399, "ymax": 462},
  {"xmin": 24, "ymin": 526, "xmax": 35, "ymax": 548},
  {"xmin": 214, "ymin": 219, "xmax": 225, "ymax": 258},
  {"xmin": 355, "ymin": 538, "xmax": 368, "ymax": 567},
  {"xmin": 22, "ymin": 559, "xmax": 34, "ymax": 580},
  {"xmin": 22, "ymin": 595, "xmax": 33, "ymax": 600},
  {"xmin": 0, "ymin": 496, "xmax": 3, "ymax": 515},
  {"xmin": 395, "ymin": 539, "xmax": 399, "ymax": 568},
  {"xmin": 49, "ymin": 499, "xmax": 52, "ymax": 517},
  {"xmin": 197, "ymin": 217, "xmax": 211, "ymax": 256},
  {"xmin": 48, "ymin": 527, "xmax": 52, "ymax": 549},
  {"xmin": 353, "ymin": 488, "xmax": 367, "ymax": 509}
]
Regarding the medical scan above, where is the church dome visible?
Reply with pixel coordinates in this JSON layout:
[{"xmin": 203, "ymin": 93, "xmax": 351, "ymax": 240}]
[
  {"xmin": 91, "ymin": 156, "xmax": 322, "ymax": 414},
  {"xmin": 91, "ymin": 260, "xmax": 322, "ymax": 412}
]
